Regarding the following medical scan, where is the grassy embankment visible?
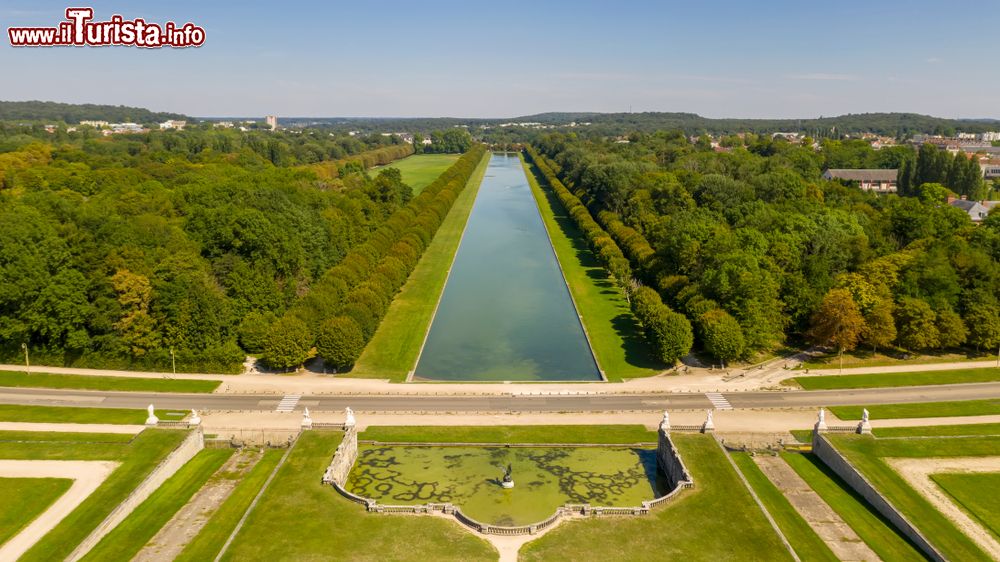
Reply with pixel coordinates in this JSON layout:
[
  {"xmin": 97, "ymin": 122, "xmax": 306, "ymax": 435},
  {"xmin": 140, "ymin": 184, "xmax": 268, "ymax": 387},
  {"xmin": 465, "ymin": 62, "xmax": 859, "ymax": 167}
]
[
  {"xmin": 824, "ymin": 433, "xmax": 998, "ymax": 561},
  {"xmin": 349, "ymin": 151, "xmax": 490, "ymax": 381},
  {"xmin": 81, "ymin": 449, "xmax": 234, "ymax": 561},
  {"xmin": 931, "ymin": 473, "xmax": 1000, "ymax": 541},
  {"xmin": 798, "ymin": 350, "xmax": 991, "ymax": 370},
  {"xmin": 0, "ymin": 477, "xmax": 73, "ymax": 546},
  {"xmin": 831, "ymin": 400, "xmax": 1000, "ymax": 420},
  {"xmin": 375, "ymin": 153, "xmax": 461, "ymax": 194},
  {"xmin": 16, "ymin": 429, "xmax": 188, "ymax": 561},
  {"xmin": 0, "ymin": 371, "xmax": 220, "ymax": 393},
  {"xmin": 730, "ymin": 453, "xmax": 839, "ymax": 562},
  {"xmin": 175, "ymin": 449, "xmax": 284, "ymax": 562},
  {"xmin": 782, "ymin": 451, "xmax": 927, "ymax": 561},
  {"xmin": 219, "ymin": 431, "xmax": 498, "ymax": 561},
  {"xmin": 786, "ymin": 367, "xmax": 1000, "ymax": 390},
  {"xmin": 0, "ymin": 404, "xmax": 188, "ymax": 425},
  {"xmin": 520, "ymin": 434, "xmax": 793, "ymax": 560},
  {"xmin": 522, "ymin": 156, "xmax": 663, "ymax": 381}
]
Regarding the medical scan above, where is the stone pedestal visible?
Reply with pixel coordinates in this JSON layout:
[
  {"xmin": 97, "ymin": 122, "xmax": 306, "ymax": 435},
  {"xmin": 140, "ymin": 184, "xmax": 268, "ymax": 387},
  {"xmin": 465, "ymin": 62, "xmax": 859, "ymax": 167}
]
[{"xmin": 856, "ymin": 420, "xmax": 872, "ymax": 434}]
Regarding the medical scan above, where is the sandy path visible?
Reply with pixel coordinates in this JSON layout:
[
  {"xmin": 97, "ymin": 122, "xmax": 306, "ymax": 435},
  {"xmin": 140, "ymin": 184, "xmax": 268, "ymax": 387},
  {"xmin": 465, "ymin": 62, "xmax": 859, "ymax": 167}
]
[
  {"xmin": 132, "ymin": 450, "xmax": 260, "ymax": 561},
  {"xmin": 886, "ymin": 456, "xmax": 1000, "ymax": 559},
  {"xmin": 754, "ymin": 455, "xmax": 880, "ymax": 561},
  {"xmin": 0, "ymin": 422, "xmax": 145, "ymax": 434},
  {"xmin": 0, "ymin": 460, "xmax": 119, "ymax": 561}
]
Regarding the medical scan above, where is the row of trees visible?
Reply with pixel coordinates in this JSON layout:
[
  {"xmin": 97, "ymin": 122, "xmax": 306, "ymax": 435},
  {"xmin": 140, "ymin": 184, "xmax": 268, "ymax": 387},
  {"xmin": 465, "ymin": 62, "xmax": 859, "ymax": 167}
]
[
  {"xmin": 898, "ymin": 143, "xmax": 986, "ymax": 200},
  {"xmin": 307, "ymin": 143, "xmax": 414, "ymax": 181},
  {"xmin": 534, "ymin": 132, "xmax": 1000, "ymax": 363},
  {"xmin": 525, "ymin": 146, "xmax": 692, "ymax": 365},
  {"xmin": 260, "ymin": 145, "xmax": 489, "ymax": 369}
]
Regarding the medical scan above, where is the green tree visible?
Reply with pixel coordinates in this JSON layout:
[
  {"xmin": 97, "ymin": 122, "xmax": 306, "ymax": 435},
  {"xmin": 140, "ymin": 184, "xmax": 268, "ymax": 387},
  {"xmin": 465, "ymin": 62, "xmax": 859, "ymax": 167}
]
[
  {"xmin": 644, "ymin": 307, "xmax": 693, "ymax": 365},
  {"xmin": 861, "ymin": 298, "xmax": 896, "ymax": 353},
  {"xmin": 697, "ymin": 309, "xmax": 745, "ymax": 364},
  {"xmin": 935, "ymin": 309, "xmax": 968, "ymax": 349},
  {"xmin": 316, "ymin": 316, "xmax": 365, "ymax": 370},
  {"xmin": 262, "ymin": 317, "xmax": 312, "ymax": 369},
  {"xmin": 965, "ymin": 304, "xmax": 1000, "ymax": 351},
  {"xmin": 895, "ymin": 298, "xmax": 940, "ymax": 351},
  {"xmin": 808, "ymin": 288, "xmax": 865, "ymax": 353},
  {"xmin": 237, "ymin": 310, "xmax": 277, "ymax": 354}
]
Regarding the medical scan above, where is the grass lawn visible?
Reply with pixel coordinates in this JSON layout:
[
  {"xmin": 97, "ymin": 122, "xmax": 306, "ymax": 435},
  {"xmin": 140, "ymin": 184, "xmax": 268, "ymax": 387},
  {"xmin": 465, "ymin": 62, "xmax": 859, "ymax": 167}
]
[
  {"xmin": 349, "ymin": 445, "xmax": 662, "ymax": 526},
  {"xmin": 18, "ymin": 429, "xmax": 188, "ymax": 561},
  {"xmin": 825, "ymin": 433, "xmax": 999, "ymax": 560},
  {"xmin": 0, "ymin": 371, "xmax": 220, "ymax": 393},
  {"xmin": 931, "ymin": 473, "xmax": 1000, "ymax": 541},
  {"xmin": 523, "ymin": 157, "xmax": 664, "ymax": 381},
  {"xmin": 786, "ymin": 367, "xmax": 1000, "ymax": 390},
  {"xmin": 360, "ymin": 424, "xmax": 656, "ymax": 444},
  {"xmin": 782, "ymin": 451, "xmax": 927, "ymax": 561},
  {"xmin": 375, "ymin": 154, "xmax": 461, "ymax": 194},
  {"xmin": 82, "ymin": 449, "xmax": 233, "ymax": 561},
  {"xmin": 0, "ymin": 430, "xmax": 136, "ymax": 443},
  {"xmin": 831, "ymin": 400, "xmax": 1000, "ymax": 420},
  {"xmin": 874, "ymin": 423, "xmax": 1000, "ymax": 438},
  {"xmin": 730, "ymin": 453, "xmax": 839, "ymax": 562},
  {"xmin": 350, "ymin": 152, "xmax": 490, "ymax": 381},
  {"xmin": 220, "ymin": 431, "xmax": 497, "ymax": 561},
  {"xmin": 799, "ymin": 350, "xmax": 990, "ymax": 370},
  {"xmin": 0, "ymin": 404, "xmax": 187, "ymax": 425},
  {"xmin": 520, "ymin": 434, "xmax": 792, "ymax": 561},
  {"xmin": 0, "ymin": 477, "xmax": 72, "ymax": 546},
  {"xmin": 175, "ymin": 449, "xmax": 284, "ymax": 562}
]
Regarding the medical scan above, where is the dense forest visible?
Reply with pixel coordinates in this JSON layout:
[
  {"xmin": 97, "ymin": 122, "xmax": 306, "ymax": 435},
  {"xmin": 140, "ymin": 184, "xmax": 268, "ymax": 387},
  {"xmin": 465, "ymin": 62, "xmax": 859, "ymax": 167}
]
[
  {"xmin": 532, "ymin": 132, "xmax": 1000, "ymax": 363},
  {"xmin": 0, "ymin": 100, "xmax": 189, "ymax": 124},
  {"xmin": 0, "ymin": 125, "xmax": 457, "ymax": 372}
]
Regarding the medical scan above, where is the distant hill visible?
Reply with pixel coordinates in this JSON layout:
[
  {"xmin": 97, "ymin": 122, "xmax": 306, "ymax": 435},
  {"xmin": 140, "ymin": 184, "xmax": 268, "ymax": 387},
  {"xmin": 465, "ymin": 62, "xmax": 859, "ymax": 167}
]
[{"xmin": 0, "ymin": 100, "xmax": 189, "ymax": 124}]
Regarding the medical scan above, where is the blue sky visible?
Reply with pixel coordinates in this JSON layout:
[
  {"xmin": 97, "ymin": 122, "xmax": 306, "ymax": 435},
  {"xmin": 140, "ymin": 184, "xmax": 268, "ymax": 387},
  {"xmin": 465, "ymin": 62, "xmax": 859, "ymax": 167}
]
[{"xmin": 1, "ymin": 0, "xmax": 997, "ymax": 119}]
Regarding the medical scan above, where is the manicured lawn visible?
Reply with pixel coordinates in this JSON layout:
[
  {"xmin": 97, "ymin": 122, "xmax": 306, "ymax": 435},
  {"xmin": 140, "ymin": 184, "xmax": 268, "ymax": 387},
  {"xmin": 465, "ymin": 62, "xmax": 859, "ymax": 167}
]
[
  {"xmin": 175, "ymin": 449, "xmax": 284, "ymax": 562},
  {"xmin": 82, "ymin": 449, "xmax": 234, "ymax": 561},
  {"xmin": 874, "ymin": 423, "xmax": 1000, "ymax": 438},
  {"xmin": 0, "ymin": 477, "xmax": 72, "ymax": 546},
  {"xmin": 825, "ymin": 433, "xmax": 998, "ymax": 560},
  {"xmin": 730, "ymin": 453, "xmax": 839, "ymax": 562},
  {"xmin": 931, "ymin": 472, "xmax": 1000, "ymax": 541},
  {"xmin": 349, "ymin": 445, "xmax": 662, "ymax": 526},
  {"xmin": 831, "ymin": 400, "xmax": 1000, "ymax": 420},
  {"xmin": 521, "ymin": 434, "xmax": 793, "ymax": 561},
  {"xmin": 360, "ymin": 424, "xmax": 656, "ymax": 444},
  {"xmin": 0, "ymin": 371, "xmax": 220, "ymax": 393},
  {"xmin": 19, "ymin": 429, "xmax": 188, "ymax": 561},
  {"xmin": 782, "ymin": 452, "xmax": 927, "ymax": 561},
  {"xmin": 0, "ymin": 430, "xmax": 136, "ymax": 443},
  {"xmin": 0, "ymin": 404, "xmax": 187, "ymax": 425},
  {"xmin": 799, "ymin": 350, "xmax": 988, "ymax": 370},
  {"xmin": 350, "ymin": 152, "xmax": 490, "ymax": 381},
  {"xmin": 220, "ymin": 431, "xmax": 497, "ymax": 561},
  {"xmin": 787, "ymin": 367, "xmax": 1000, "ymax": 390},
  {"xmin": 376, "ymin": 154, "xmax": 461, "ymax": 194},
  {"xmin": 523, "ymin": 157, "xmax": 664, "ymax": 381}
]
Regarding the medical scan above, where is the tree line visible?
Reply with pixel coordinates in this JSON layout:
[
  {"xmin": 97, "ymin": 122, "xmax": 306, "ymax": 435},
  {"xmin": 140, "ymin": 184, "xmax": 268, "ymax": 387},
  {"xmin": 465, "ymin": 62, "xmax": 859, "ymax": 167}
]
[
  {"xmin": 898, "ymin": 143, "xmax": 987, "ymax": 200},
  {"xmin": 260, "ymin": 145, "xmax": 489, "ymax": 369},
  {"xmin": 534, "ymin": 132, "xmax": 1000, "ymax": 363},
  {"xmin": 525, "ymin": 146, "xmax": 693, "ymax": 365}
]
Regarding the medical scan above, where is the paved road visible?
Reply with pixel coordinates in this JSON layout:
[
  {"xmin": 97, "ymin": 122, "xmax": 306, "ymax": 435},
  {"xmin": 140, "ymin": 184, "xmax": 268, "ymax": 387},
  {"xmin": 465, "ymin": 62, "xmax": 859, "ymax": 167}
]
[{"xmin": 2, "ymin": 382, "xmax": 999, "ymax": 413}]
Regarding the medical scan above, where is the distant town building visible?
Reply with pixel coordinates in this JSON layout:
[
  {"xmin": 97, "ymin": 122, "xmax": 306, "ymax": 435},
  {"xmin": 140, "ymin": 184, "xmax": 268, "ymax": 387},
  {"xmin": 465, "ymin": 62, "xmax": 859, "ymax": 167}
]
[
  {"xmin": 265, "ymin": 115, "xmax": 278, "ymax": 130},
  {"xmin": 159, "ymin": 120, "xmax": 187, "ymax": 130},
  {"xmin": 79, "ymin": 120, "xmax": 108, "ymax": 128},
  {"xmin": 948, "ymin": 196, "xmax": 990, "ymax": 222},
  {"xmin": 822, "ymin": 169, "xmax": 898, "ymax": 192},
  {"xmin": 980, "ymin": 159, "xmax": 1000, "ymax": 179}
]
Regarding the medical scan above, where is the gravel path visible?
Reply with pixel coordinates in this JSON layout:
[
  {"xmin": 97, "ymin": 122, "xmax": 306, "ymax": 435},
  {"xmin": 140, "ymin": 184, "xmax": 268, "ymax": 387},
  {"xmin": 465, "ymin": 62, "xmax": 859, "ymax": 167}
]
[
  {"xmin": 0, "ymin": 460, "xmax": 119, "ymax": 561},
  {"xmin": 886, "ymin": 456, "xmax": 1000, "ymax": 559}
]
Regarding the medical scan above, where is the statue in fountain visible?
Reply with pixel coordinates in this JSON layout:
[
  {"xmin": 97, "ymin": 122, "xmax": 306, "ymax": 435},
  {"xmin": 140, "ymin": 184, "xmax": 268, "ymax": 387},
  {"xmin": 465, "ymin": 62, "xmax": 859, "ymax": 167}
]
[
  {"xmin": 145, "ymin": 404, "xmax": 159, "ymax": 426},
  {"xmin": 501, "ymin": 463, "xmax": 514, "ymax": 489},
  {"xmin": 344, "ymin": 406, "xmax": 356, "ymax": 429}
]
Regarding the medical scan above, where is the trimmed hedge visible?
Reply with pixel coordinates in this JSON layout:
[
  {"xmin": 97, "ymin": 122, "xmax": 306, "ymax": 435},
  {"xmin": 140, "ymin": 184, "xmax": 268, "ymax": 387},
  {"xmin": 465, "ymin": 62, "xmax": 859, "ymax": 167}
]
[
  {"xmin": 525, "ymin": 146, "xmax": 691, "ymax": 365},
  {"xmin": 265, "ymin": 145, "xmax": 488, "ymax": 369},
  {"xmin": 307, "ymin": 144, "xmax": 415, "ymax": 181}
]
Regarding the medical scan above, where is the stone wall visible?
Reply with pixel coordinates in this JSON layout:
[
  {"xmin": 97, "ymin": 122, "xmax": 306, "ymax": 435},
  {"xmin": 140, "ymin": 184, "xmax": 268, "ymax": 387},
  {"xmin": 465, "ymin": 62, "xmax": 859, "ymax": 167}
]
[
  {"xmin": 322, "ymin": 427, "xmax": 358, "ymax": 487},
  {"xmin": 67, "ymin": 427, "xmax": 204, "ymax": 562},
  {"xmin": 811, "ymin": 432, "xmax": 945, "ymax": 562},
  {"xmin": 657, "ymin": 428, "xmax": 694, "ymax": 489}
]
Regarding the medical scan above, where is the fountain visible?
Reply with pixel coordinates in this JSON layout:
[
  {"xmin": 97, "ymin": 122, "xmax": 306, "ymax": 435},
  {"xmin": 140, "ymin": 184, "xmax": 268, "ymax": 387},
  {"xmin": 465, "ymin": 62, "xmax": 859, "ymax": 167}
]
[{"xmin": 501, "ymin": 463, "xmax": 514, "ymax": 489}]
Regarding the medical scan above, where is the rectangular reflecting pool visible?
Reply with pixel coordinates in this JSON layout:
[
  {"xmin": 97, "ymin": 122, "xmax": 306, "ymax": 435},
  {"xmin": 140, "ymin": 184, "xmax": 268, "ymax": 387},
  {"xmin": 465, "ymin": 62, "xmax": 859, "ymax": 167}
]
[{"xmin": 413, "ymin": 153, "xmax": 601, "ymax": 381}]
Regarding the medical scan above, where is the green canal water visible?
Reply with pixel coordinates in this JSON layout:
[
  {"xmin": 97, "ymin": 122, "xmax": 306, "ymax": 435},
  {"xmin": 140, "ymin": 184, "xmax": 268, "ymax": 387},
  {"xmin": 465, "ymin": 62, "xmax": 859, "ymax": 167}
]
[
  {"xmin": 346, "ymin": 445, "xmax": 666, "ymax": 526},
  {"xmin": 413, "ymin": 153, "xmax": 601, "ymax": 381}
]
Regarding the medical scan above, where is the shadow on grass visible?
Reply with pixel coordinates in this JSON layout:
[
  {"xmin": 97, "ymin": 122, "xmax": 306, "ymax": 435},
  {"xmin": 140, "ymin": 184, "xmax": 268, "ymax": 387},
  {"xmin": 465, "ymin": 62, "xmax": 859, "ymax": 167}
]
[{"xmin": 632, "ymin": 448, "xmax": 670, "ymax": 498}]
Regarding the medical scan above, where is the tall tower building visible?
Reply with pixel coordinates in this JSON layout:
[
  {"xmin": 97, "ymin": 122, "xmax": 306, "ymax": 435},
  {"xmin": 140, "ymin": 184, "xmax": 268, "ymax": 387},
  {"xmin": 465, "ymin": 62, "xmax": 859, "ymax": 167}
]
[{"xmin": 265, "ymin": 115, "xmax": 278, "ymax": 130}]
